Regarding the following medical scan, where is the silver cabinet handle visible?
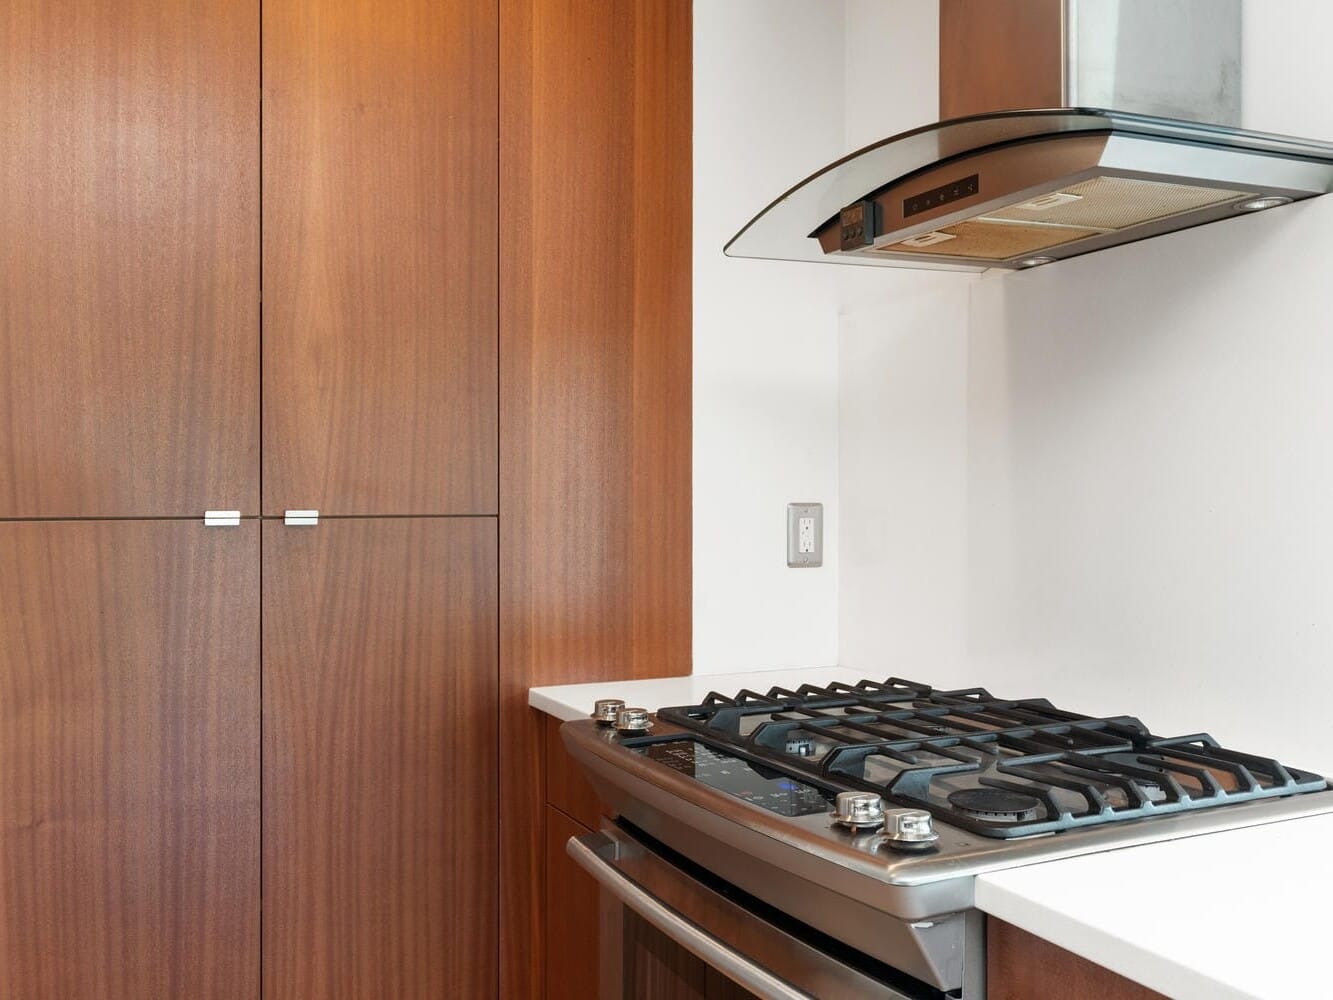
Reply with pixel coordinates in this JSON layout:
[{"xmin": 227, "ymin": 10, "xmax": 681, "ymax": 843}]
[{"xmin": 567, "ymin": 833, "xmax": 814, "ymax": 1000}]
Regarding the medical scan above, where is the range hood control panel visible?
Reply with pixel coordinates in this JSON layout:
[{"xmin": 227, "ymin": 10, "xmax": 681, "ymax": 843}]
[{"xmin": 903, "ymin": 173, "xmax": 979, "ymax": 218}]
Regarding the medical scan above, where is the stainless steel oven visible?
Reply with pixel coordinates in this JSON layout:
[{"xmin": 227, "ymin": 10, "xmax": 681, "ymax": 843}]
[
  {"xmin": 561, "ymin": 678, "xmax": 1333, "ymax": 999},
  {"xmin": 569, "ymin": 821, "xmax": 965, "ymax": 1000}
]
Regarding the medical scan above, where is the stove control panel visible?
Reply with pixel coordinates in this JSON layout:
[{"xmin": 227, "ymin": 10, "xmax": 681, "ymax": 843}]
[{"xmin": 634, "ymin": 739, "xmax": 831, "ymax": 818}]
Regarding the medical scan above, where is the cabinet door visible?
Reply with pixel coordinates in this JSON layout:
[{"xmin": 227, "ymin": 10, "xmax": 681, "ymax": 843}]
[
  {"xmin": 0, "ymin": 1, "xmax": 259, "ymax": 518},
  {"xmin": 544, "ymin": 807, "xmax": 600, "ymax": 1000},
  {"xmin": 0, "ymin": 521, "xmax": 260, "ymax": 999},
  {"xmin": 263, "ymin": 0, "xmax": 498, "ymax": 517},
  {"xmin": 263, "ymin": 518, "xmax": 498, "ymax": 998}
]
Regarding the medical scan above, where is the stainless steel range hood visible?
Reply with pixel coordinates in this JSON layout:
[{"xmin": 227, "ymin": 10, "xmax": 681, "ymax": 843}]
[{"xmin": 725, "ymin": 0, "xmax": 1333, "ymax": 272}]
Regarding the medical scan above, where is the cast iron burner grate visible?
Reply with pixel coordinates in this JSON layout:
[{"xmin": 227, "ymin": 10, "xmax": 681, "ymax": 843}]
[{"xmin": 643, "ymin": 678, "xmax": 1329, "ymax": 839}]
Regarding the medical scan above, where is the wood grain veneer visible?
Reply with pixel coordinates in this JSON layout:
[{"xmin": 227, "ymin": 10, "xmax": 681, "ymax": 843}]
[
  {"xmin": 544, "ymin": 806, "xmax": 600, "ymax": 1000},
  {"xmin": 262, "ymin": 517, "xmax": 498, "ymax": 999},
  {"xmin": 988, "ymin": 918, "xmax": 1168, "ymax": 1000},
  {"xmin": 499, "ymin": 0, "xmax": 692, "ymax": 995},
  {"xmin": 263, "ymin": 0, "xmax": 498, "ymax": 516},
  {"xmin": 940, "ymin": 0, "xmax": 1065, "ymax": 120},
  {"xmin": 0, "ymin": 521, "xmax": 260, "ymax": 998},
  {"xmin": 545, "ymin": 714, "xmax": 608, "ymax": 832},
  {"xmin": 0, "ymin": 0, "xmax": 259, "ymax": 517}
]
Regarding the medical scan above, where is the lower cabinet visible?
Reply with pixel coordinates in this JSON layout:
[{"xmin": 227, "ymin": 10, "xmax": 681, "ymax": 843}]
[
  {"xmin": 1, "ymin": 517, "xmax": 498, "ymax": 999},
  {"xmin": 545, "ymin": 805, "xmax": 601, "ymax": 1000},
  {"xmin": 987, "ymin": 918, "xmax": 1167, "ymax": 999},
  {"xmin": 263, "ymin": 517, "xmax": 498, "ymax": 998},
  {"xmin": 0, "ymin": 521, "xmax": 261, "ymax": 999}
]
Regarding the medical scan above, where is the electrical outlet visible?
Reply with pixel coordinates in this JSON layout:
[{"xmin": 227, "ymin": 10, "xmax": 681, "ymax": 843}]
[{"xmin": 787, "ymin": 502, "xmax": 823, "ymax": 568}]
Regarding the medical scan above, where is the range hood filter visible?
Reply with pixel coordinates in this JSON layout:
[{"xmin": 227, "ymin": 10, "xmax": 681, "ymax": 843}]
[{"xmin": 880, "ymin": 176, "xmax": 1255, "ymax": 263}]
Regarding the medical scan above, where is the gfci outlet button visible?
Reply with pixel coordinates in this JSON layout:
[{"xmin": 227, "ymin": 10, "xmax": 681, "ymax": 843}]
[{"xmin": 787, "ymin": 502, "xmax": 823, "ymax": 568}]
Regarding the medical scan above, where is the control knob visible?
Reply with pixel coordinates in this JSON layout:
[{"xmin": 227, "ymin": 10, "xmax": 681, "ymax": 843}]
[
  {"xmin": 614, "ymin": 707, "xmax": 653, "ymax": 733},
  {"xmin": 591, "ymin": 699, "xmax": 626, "ymax": 726},
  {"xmin": 831, "ymin": 791, "xmax": 885, "ymax": 829},
  {"xmin": 880, "ymin": 809, "xmax": 940, "ymax": 852}
]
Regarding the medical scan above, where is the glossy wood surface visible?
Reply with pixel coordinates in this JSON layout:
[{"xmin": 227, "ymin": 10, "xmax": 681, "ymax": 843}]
[
  {"xmin": 0, "ymin": 0, "xmax": 259, "ymax": 517},
  {"xmin": 0, "ymin": 521, "xmax": 259, "ymax": 998},
  {"xmin": 499, "ymin": 1, "xmax": 692, "ymax": 994},
  {"xmin": 262, "ymin": 517, "xmax": 497, "ymax": 999},
  {"xmin": 940, "ymin": 0, "xmax": 1064, "ymax": 119},
  {"xmin": 545, "ymin": 714, "xmax": 608, "ymax": 832},
  {"xmin": 263, "ymin": 0, "xmax": 498, "ymax": 516},
  {"xmin": 544, "ymin": 806, "xmax": 600, "ymax": 1000},
  {"xmin": 988, "ymin": 918, "xmax": 1167, "ymax": 1000}
]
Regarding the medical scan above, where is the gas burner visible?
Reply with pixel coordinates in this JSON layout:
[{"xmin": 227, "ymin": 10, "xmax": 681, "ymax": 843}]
[
  {"xmin": 946, "ymin": 788, "xmax": 1042, "ymax": 823},
  {"xmin": 785, "ymin": 736, "xmax": 815, "ymax": 757}
]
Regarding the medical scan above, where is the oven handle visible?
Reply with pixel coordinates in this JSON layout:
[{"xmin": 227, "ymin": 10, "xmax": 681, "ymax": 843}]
[{"xmin": 568, "ymin": 832, "xmax": 814, "ymax": 1000}]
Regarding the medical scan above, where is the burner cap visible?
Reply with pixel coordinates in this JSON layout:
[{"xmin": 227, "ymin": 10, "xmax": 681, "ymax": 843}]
[{"xmin": 947, "ymin": 788, "xmax": 1042, "ymax": 822}]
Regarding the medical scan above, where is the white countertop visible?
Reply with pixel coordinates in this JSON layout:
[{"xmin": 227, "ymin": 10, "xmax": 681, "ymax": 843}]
[
  {"xmin": 531, "ymin": 671, "xmax": 1332, "ymax": 999},
  {"xmin": 528, "ymin": 666, "xmax": 864, "ymax": 722},
  {"xmin": 976, "ymin": 812, "xmax": 1333, "ymax": 1000}
]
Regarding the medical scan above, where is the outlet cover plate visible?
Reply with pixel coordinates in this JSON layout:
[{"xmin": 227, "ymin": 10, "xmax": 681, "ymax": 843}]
[{"xmin": 787, "ymin": 502, "xmax": 823, "ymax": 568}]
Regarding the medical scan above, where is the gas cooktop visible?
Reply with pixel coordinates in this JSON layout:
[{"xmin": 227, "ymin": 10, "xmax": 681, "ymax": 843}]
[
  {"xmin": 646, "ymin": 677, "xmax": 1327, "ymax": 840},
  {"xmin": 562, "ymin": 677, "xmax": 1333, "ymax": 994}
]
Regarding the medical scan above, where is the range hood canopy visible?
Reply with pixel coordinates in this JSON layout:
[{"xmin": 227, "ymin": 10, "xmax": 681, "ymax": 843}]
[{"xmin": 725, "ymin": 1, "xmax": 1333, "ymax": 272}]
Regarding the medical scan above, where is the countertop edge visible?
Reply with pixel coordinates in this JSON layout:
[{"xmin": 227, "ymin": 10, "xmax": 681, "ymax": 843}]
[
  {"xmin": 527, "ymin": 666, "xmax": 864, "ymax": 722},
  {"xmin": 974, "ymin": 871, "xmax": 1248, "ymax": 1000}
]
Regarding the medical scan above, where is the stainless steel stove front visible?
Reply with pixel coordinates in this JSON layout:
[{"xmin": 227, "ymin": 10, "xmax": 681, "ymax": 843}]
[
  {"xmin": 562, "ymin": 714, "xmax": 1333, "ymax": 997},
  {"xmin": 569, "ymin": 821, "xmax": 971, "ymax": 999}
]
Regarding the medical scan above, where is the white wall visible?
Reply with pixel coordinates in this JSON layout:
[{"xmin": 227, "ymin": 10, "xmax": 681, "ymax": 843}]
[
  {"xmin": 692, "ymin": 2, "xmax": 846, "ymax": 672},
  {"xmin": 692, "ymin": 0, "xmax": 951, "ymax": 674},
  {"xmin": 839, "ymin": 1, "xmax": 1333, "ymax": 773}
]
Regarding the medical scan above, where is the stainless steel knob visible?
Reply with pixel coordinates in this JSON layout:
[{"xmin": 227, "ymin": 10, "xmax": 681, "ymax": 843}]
[
  {"xmin": 881, "ymin": 808, "xmax": 940, "ymax": 852},
  {"xmin": 614, "ymin": 707, "xmax": 652, "ymax": 733},
  {"xmin": 832, "ymin": 791, "xmax": 885, "ymax": 829},
  {"xmin": 592, "ymin": 699, "xmax": 626, "ymax": 726}
]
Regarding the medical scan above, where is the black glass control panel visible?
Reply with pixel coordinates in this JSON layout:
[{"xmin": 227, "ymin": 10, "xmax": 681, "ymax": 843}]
[{"xmin": 634, "ymin": 739, "xmax": 832, "ymax": 817}]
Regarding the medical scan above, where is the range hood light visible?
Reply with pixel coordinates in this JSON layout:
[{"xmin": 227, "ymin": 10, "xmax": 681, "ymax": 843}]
[
  {"xmin": 1016, "ymin": 256, "xmax": 1056, "ymax": 269},
  {"xmin": 1234, "ymin": 196, "xmax": 1294, "ymax": 213}
]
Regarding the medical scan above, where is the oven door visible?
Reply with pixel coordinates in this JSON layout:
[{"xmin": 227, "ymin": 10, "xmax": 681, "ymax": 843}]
[{"xmin": 568, "ymin": 822, "xmax": 950, "ymax": 1000}]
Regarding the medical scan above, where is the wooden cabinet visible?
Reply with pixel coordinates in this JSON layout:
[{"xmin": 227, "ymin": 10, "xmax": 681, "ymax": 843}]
[
  {"xmin": 0, "ymin": 521, "xmax": 260, "ymax": 999},
  {"xmin": 262, "ymin": 517, "xmax": 498, "ymax": 998},
  {"xmin": 2, "ymin": 0, "xmax": 687, "ymax": 995},
  {"xmin": 499, "ymin": 0, "xmax": 693, "ymax": 993},
  {"xmin": 0, "ymin": 0, "xmax": 259, "ymax": 519},
  {"xmin": 544, "ymin": 715, "xmax": 607, "ymax": 999},
  {"xmin": 262, "ymin": 0, "xmax": 498, "ymax": 517},
  {"xmin": 988, "ymin": 918, "xmax": 1166, "ymax": 999},
  {"xmin": 545, "ymin": 806, "xmax": 601, "ymax": 1000}
]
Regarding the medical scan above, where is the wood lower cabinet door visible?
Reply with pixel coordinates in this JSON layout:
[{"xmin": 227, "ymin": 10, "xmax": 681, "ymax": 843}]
[
  {"xmin": 263, "ymin": 517, "xmax": 498, "ymax": 999},
  {"xmin": 262, "ymin": 0, "xmax": 498, "ymax": 517},
  {"xmin": 988, "ymin": 918, "xmax": 1166, "ymax": 1000},
  {"xmin": 0, "ymin": 521, "xmax": 260, "ymax": 999},
  {"xmin": 0, "ymin": 0, "xmax": 259, "ymax": 518},
  {"xmin": 544, "ymin": 807, "xmax": 600, "ymax": 1000}
]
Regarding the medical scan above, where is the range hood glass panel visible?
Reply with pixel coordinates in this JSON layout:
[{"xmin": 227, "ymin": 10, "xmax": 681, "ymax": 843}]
[
  {"xmin": 724, "ymin": 110, "xmax": 1333, "ymax": 271},
  {"xmin": 984, "ymin": 176, "xmax": 1251, "ymax": 231}
]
